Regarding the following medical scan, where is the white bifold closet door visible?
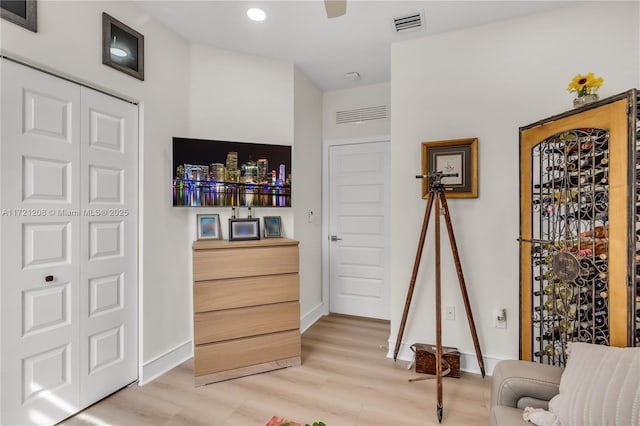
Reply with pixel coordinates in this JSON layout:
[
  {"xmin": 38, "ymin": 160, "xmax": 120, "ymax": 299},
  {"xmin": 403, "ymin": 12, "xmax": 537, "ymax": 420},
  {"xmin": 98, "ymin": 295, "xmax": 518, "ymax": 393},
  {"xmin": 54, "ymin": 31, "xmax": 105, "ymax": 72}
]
[{"xmin": 0, "ymin": 59, "xmax": 138, "ymax": 425}]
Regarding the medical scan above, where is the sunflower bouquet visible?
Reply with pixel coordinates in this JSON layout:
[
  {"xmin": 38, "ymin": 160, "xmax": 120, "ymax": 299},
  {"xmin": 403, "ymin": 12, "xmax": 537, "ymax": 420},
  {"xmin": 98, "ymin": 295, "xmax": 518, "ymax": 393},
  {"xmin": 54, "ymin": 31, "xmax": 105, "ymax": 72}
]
[{"xmin": 567, "ymin": 72, "xmax": 604, "ymax": 98}]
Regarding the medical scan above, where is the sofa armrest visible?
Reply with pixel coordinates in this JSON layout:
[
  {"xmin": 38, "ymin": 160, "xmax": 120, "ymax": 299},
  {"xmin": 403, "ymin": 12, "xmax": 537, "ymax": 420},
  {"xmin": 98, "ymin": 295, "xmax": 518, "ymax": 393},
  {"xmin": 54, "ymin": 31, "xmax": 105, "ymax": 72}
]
[{"xmin": 491, "ymin": 360, "xmax": 563, "ymax": 409}]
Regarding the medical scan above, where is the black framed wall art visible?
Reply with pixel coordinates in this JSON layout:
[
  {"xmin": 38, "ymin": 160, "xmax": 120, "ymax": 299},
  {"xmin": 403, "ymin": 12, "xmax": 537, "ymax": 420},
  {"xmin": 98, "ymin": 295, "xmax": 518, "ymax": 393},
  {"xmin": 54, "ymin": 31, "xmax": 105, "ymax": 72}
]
[
  {"xmin": 1, "ymin": 0, "xmax": 37, "ymax": 32},
  {"xmin": 229, "ymin": 218, "xmax": 260, "ymax": 241},
  {"xmin": 102, "ymin": 12, "xmax": 144, "ymax": 80}
]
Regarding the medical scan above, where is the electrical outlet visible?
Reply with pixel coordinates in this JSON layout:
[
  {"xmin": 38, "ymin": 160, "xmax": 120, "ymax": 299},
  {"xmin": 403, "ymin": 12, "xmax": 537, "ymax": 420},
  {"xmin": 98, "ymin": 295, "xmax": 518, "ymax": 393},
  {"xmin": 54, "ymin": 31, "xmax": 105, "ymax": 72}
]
[
  {"xmin": 495, "ymin": 308, "xmax": 507, "ymax": 329},
  {"xmin": 446, "ymin": 306, "xmax": 455, "ymax": 320}
]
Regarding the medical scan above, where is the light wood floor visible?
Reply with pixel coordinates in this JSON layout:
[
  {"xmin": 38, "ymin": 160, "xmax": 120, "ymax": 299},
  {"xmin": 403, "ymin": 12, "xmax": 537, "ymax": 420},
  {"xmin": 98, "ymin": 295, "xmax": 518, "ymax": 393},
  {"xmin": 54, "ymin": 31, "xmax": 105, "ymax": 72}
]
[{"xmin": 63, "ymin": 315, "xmax": 491, "ymax": 426}]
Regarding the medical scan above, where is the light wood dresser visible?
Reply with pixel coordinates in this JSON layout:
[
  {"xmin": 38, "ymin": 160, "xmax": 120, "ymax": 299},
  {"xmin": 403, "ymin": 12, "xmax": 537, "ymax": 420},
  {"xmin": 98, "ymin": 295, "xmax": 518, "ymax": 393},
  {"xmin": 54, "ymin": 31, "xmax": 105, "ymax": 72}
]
[{"xmin": 192, "ymin": 238, "xmax": 301, "ymax": 385}]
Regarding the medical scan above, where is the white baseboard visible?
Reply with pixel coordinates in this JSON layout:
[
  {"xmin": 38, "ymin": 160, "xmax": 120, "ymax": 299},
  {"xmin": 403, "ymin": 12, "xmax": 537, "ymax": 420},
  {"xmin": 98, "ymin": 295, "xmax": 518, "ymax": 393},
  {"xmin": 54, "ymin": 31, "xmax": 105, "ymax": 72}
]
[
  {"xmin": 301, "ymin": 302, "xmax": 326, "ymax": 333},
  {"xmin": 139, "ymin": 340, "xmax": 193, "ymax": 385},
  {"xmin": 387, "ymin": 339, "xmax": 505, "ymax": 376}
]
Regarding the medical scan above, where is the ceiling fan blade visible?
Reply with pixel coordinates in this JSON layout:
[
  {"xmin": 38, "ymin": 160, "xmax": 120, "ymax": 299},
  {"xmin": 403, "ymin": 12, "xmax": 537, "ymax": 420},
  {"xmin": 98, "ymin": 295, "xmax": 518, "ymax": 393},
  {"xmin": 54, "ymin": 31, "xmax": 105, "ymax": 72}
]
[{"xmin": 324, "ymin": 0, "xmax": 346, "ymax": 18}]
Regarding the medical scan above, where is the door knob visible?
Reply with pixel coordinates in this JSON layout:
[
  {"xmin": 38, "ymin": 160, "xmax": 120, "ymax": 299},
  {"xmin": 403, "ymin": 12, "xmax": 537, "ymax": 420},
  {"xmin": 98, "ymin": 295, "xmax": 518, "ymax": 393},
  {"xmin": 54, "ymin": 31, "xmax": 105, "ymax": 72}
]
[
  {"xmin": 45, "ymin": 275, "xmax": 54, "ymax": 283},
  {"xmin": 330, "ymin": 235, "xmax": 342, "ymax": 241}
]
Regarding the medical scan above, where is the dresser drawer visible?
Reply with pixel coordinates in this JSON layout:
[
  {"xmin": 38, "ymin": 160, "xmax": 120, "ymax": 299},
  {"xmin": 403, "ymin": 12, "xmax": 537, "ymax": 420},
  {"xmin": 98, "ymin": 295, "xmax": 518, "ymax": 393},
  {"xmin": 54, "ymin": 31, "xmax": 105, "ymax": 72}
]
[
  {"xmin": 194, "ymin": 301, "xmax": 299, "ymax": 345},
  {"xmin": 193, "ymin": 245, "xmax": 299, "ymax": 281},
  {"xmin": 194, "ymin": 330, "xmax": 301, "ymax": 376},
  {"xmin": 194, "ymin": 273, "xmax": 299, "ymax": 313}
]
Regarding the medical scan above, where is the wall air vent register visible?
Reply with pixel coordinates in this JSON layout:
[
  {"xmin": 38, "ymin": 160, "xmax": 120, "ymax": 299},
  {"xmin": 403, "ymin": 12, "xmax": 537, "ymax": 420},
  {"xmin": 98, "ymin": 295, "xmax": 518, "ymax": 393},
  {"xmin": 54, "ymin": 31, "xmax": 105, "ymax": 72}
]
[{"xmin": 335, "ymin": 105, "xmax": 388, "ymax": 125}]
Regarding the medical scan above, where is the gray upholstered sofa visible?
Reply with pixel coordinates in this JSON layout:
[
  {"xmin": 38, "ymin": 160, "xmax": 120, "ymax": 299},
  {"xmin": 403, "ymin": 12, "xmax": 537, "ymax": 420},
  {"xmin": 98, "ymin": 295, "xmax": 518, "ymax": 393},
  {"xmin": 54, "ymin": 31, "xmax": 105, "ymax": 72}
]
[
  {"xmin": 490, "ymin": 343, "xmax": 640, "ymax": 425},
  {"xmin": 489, "ymin": 360, "xmax": 563, "ymax": 425}
]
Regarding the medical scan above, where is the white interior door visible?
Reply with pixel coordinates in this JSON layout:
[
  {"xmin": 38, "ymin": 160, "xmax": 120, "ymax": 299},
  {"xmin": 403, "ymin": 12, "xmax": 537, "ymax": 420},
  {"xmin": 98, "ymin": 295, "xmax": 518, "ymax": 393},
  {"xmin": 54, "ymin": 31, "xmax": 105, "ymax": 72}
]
[
  {"xmin": 1, "ymin": 59, "xmax": 82, "ymax": 426},
  {"xmin": 79, "ymin": 87, "xmax": 138, "ymax": 406},
  {"xmin": 329, "ymin": 141, "xmax": 390, "ymax": 319},
  {"xmin": 0, "ymin": 59, "xmax": 138, "ymax": 425}
]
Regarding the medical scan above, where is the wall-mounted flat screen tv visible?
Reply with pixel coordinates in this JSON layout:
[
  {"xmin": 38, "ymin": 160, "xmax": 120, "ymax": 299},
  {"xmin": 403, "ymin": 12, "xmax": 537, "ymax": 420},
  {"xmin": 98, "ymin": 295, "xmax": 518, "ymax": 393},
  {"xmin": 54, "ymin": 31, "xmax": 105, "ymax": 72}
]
[{"xmin": 173, "ymin": 137, "xmax": 292, "ymax": 207}]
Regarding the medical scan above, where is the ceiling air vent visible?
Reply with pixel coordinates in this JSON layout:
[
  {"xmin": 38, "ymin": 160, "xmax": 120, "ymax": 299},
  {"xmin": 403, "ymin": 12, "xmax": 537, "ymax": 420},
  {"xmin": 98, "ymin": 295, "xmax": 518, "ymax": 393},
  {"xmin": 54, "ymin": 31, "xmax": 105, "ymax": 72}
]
[
  {"xmin": 336, "ymin": 105, "xmax": 388, "ymax": 125},
  {"xmin": 393, "ymin": 11, "xmax": 423, "ymax": 33}
]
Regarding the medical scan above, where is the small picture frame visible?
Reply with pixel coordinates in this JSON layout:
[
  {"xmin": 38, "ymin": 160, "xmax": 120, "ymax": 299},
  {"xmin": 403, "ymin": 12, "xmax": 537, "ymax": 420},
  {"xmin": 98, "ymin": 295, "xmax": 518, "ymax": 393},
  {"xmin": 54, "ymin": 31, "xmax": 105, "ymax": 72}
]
[
  {"xmin": 421, "ymin": 137, "xmax": 478, "ymax": 199},
  {"xmin": 263, "ymin": 216, "xmax": 283, "ymax": 238},
  {"xmin": 197, "ymin": 214, "xmax": 221, "ymax": 240},
  {"xmin": 1, "ymin": 0, "xmax": 37, "ymax": 32},
  {"xmin": 102, "ymin": 12, "xmax": 144, "ymax": 81},
  {"xmin": 229, "ymin": 218, "xmax": 260, "ymax": 241}
]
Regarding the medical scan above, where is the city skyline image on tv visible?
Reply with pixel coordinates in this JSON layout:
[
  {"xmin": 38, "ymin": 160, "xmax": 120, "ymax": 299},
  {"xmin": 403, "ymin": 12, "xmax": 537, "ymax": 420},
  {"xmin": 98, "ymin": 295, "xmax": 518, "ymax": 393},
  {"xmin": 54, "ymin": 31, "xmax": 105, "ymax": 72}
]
[{"xmin": 172, "ymin": 137, "xmax": 292, "ymax": 207}]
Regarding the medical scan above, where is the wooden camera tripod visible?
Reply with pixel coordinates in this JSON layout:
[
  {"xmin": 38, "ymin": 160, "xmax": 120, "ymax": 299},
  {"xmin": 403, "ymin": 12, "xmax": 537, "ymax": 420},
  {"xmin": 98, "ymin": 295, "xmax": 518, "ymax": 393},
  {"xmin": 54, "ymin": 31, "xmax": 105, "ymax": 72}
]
[{"xmin": 393, "ymin": 172, "xmax": 485, "ymax": 423}]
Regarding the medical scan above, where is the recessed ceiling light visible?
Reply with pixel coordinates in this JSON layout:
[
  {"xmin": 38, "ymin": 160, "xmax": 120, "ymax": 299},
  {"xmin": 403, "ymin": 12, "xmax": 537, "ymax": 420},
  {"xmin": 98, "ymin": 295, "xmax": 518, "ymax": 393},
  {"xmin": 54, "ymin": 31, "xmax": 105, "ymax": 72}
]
[{"xmin": 247, "ymin": 8, "xmax": 266, "ymax": 22}]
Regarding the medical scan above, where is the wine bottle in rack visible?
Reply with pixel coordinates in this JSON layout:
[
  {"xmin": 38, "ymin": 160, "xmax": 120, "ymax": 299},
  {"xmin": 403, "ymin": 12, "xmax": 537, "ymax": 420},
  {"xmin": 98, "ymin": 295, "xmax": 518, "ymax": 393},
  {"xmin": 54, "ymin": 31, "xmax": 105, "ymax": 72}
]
[
  {"xmin": 539, "ymin": 327, "xmax": 579, "ymax": 341},
  {"xmin": 543, "ymin": 145, "xmax": 570, "ymax": 156},
  {"xmin": 579, "ymin": 306, "xmax": 594, "ymax": 323},
  {"xmin": 533, "ymin": 272, "xmax": 559, "ymax": 283},
  {"xmin": 579, "ymin": 188, "xmax": 608, "ymax": 205},
  {"xmin": 538, "ymin": 171, "xmax": 609, "ymax": 190},
  {"xmin": 580, "ymin": 292, "xmax": 607, "ymax": 311},
  {"xmin": 594, "ymin": 295, "xmax": 607, "ymax": 310},
  {"xmin": 576, "ymin": 203, "xmax": 608, "ymax": 221},
  {"xmin": 565, "ymin": 141, "xmax": 582, "ymax": 154},
  {"xmin": 579, "ymin": 307, "xmax": 607, "ymax": 324},
  {"xmin": 534, "ymin": 283, "xmax": 557, "ymax": 296},
  {"xmin": 594, "ymin": 278, "xmax": 608, "ymax": 293},
  {"xmin": 534, "ymin": 344, "xmax": 558, "ymax": 357},
  {"xmin": 534, "ymin": 176, "xmax": 568, "ymax": 190},
  {"xmin": 543, "ymin": 298, "xmax": 569, "ymax": 313},
  {"xmin": 580, "ymin": 264, "xmax": 608, "ymax": 281},
  {"xmin": 555, "ymin": 285, "xmax": 572, "ymax": 300},
  {"xmin": 532, "ymin": 196, "xmax": 553, "ymax": 205},
  {"xmin": 580, "ymin": 225, "xmax": 608, "ymax": 239},
  {"xmin": 567, "ymin": 152, "xmax": 609, "ymax": 170},
  {"xmin": 581, "ymin": 170, "xmax": 608, "ymax": 185},
  {"xmin": 559, "ymin": 318, "xmax": 576, "ymax": 333},
  {"xmin": 545, "ymin": 165, "xmax": 567, "ymax": 172},
  {"xmin": 594, "ymin": 311, "xmax": 607, "ymax": 328}
]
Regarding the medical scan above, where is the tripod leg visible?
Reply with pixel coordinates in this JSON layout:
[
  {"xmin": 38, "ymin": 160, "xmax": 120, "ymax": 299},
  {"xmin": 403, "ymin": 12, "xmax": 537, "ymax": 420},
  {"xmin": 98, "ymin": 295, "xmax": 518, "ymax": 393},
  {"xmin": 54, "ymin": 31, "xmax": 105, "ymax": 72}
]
[
  {"xmin": 435, "ymin": 194, "xmax": 444, "ymax": 423},
  {"xmin": 393, "ymin": 194, "xmax": 435, "ymax": 360},
  {"xmin": 439, "ymin": 193, "xmax": 486, "ymax": 377}
]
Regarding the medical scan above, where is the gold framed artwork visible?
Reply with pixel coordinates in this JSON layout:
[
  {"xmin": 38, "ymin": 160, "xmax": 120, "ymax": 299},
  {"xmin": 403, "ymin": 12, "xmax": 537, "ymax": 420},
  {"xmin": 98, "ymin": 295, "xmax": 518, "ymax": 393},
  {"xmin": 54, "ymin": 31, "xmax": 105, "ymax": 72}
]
[{"xmin": 421, "ymin": 137, "xmax": 478, "ymax": 199}]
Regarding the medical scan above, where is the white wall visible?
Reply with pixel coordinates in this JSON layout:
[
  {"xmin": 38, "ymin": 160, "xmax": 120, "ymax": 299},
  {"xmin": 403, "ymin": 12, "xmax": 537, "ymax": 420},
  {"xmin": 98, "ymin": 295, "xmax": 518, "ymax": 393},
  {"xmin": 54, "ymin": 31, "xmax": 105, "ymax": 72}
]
[
  {"xmin": 189, "ymin": 44, "xmax": 294, "ymax": 146},
  {"xmin": 188, "ymin": 45, "xmax": 324, "ymax": 329},
  {"xmin": 323, "ymin": 83, "xmax": 390, "ymax": 141},
  {"xmin": 187, "ymin": 43, "xmax": 295, "ymax": 241},
  {"xmin": 390, "ymin": 1, "xmax": 640, "ymax": 373},
  {"xmin": 0, "ymin": 1, "xmax": 192, "ymax": 373},
  {"xmin": 293, "ymin": 67, "xmax": 323, "ymax": 328}
]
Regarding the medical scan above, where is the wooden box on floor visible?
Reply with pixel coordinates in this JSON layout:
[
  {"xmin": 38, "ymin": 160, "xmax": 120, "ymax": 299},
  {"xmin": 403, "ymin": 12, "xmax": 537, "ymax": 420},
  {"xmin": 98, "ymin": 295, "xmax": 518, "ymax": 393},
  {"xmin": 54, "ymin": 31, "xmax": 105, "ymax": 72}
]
[
  {"xmin": 192, "ymin": 238, "xmax": 301, "ymax": 386},
  {"xmin": 411, "ymin": 343, "xmax": 461, "ymax": 378}
]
